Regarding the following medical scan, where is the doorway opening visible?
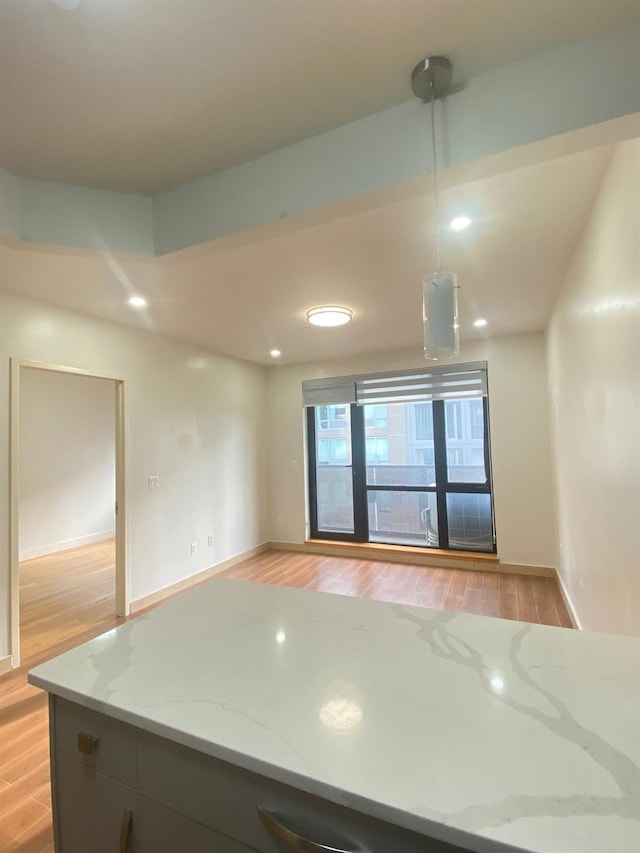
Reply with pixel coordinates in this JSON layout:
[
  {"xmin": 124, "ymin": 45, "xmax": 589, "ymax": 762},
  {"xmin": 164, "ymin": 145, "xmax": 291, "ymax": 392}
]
[{"xmin": 9, "ymin": 360, "xmax": 128, "ymax": 669}]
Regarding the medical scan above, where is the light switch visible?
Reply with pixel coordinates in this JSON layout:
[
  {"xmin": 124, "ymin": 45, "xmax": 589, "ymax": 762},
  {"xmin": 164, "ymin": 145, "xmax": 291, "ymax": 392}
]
[{"xmin": 148, "ymin": 476, "xmax": 160, "ymax": 490}]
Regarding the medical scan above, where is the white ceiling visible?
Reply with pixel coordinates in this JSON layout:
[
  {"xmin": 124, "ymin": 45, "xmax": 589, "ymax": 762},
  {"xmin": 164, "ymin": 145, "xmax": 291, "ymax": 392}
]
[
  {"xmin": 1, "ymin": 0, "xmax": 638, "ymax": 193},
  {"xmin": 3, "ymin": 144, "xmax": 613, "ymax": 364}
]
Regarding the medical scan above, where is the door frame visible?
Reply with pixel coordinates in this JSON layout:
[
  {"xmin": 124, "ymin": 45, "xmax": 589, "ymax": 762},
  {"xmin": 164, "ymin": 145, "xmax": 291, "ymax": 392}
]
[
  {"xmin": 9, "ymin": 358, "xmax": 129, "ymax": 669},
  {"xmin": 306, "ymin": 404, "xmax": 368, "ymax": 542}
]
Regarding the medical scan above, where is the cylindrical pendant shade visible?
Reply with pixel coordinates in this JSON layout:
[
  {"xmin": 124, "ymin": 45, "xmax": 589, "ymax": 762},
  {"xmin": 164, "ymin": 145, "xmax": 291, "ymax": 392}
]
[{"xmin": 423, "ymin": 271, "xmax": 459, "ymax": 360}]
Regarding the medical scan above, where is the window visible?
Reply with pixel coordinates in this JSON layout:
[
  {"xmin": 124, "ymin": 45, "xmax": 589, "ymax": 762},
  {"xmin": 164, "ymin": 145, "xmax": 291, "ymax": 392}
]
[
  {"xmin": 317, "ymin": 405, "xmax": 347, "ymax": 431},
  {"xmin": 414, "ymin": 403, "xmax": 434, "ymax": 439},
  {"xmin": 470, "ymin": 448, "xmax": 484, "ymax": 466},
  {"xmin": 330, "ymin": 438, "xmax": 348, "ymax": 461},
  {"xmin": 416, "ymin": 448, "xmax": 435, "ymax": 466},
  {"xmin": 364, "ymin": 404, "xmax": 388, "ymax": 430},
  {"xmin": 306, "ymin": 363, "xmax": 494, "ymax": 552},
  {"xmin": 445, "ymin": 401, "xmax": 462, "ymax": 439},
  {"xmin": 447, "ymin": 448, "xmax": 463, "ymax": 466},
  {"xmin": 365, "ymin": 437, "xmax": 389, "ymax": 465},
  {"xmin": 317, "ymin": 438, "xmax": 329, "ymax": 464},
  {"xmin": 316, "ymin": 437, "xmax": 349, "ymax": 464},
  {"xmin": 469, "ymin": 399, "xmax": 484, "ymax": 440}
]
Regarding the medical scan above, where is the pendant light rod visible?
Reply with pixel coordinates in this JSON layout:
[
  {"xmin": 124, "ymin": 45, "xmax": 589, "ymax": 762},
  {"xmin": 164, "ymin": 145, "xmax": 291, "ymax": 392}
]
[
  {"xmin": 430, "ymin": 79, "xmax": 441, "ymax": 275},
  {"xmin": 412, "ymin": 56, "xmax": 454, "ymax": 276}
]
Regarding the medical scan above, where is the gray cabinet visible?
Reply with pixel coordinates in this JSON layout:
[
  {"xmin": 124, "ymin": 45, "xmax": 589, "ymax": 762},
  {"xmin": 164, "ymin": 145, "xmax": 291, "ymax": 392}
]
[
  {"xmin": 55, "ymin": 752, "xmax": 138, "ymax": 853},
  {"xmin": 50, "ymin": 696, "xmax": 472, "ymax": 853},
  {"xmin": 134, "ymin": 797, "xmax": 254, "ymax": 853}
]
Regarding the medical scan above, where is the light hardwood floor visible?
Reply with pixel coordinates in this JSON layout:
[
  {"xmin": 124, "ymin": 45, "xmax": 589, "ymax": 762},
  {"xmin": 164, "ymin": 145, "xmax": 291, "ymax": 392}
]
[
  {"xmin": 219, "ymin": 550, "xmax": 573, "ymax": 626},
  {"xmin": 0, "ymin": 541, "xmax": 572, "ymax": 852}
]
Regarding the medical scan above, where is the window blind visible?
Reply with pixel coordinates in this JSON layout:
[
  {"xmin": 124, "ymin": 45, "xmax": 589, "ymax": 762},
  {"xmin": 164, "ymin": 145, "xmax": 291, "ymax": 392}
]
[
  {"xmin": 302, "ymin": 362, "xmax": 487, "ymax": 407},
  {"xmin": 301, "ymin": 376, "xmax": 357, "ymax": 407},
  {"xmin": 355, "ymin": 363, "xmax": 488, "ymax": 405}
]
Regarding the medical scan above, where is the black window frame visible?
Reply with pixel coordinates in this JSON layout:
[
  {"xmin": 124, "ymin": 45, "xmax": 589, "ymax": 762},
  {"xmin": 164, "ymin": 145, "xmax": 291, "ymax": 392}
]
[{"xmin": 307, "ymin": 397, "xmax": 496, "ymax": 553}]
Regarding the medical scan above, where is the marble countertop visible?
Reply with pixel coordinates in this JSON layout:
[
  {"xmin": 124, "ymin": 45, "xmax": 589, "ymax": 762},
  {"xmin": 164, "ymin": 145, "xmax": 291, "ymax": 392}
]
[{"xmin": 29, "ymin": 579, "xmax": 640, "ymax": 853}]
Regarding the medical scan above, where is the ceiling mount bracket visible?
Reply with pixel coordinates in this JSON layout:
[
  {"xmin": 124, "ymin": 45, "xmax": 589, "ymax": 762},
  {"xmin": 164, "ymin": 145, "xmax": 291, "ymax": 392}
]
[{"xmin": 411, "ymin": 56, "xmax": 453, "ymax": 102}]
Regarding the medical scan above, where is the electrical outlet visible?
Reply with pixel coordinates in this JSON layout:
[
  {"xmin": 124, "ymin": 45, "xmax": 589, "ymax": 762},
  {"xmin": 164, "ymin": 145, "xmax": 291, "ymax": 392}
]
[
  {"xmin": 207, "ymin": 534, "xmax": 214, "ymax": 546},
  {"xmin": 148, "ymin": 475, "xmax": 160, "ymax": 490},
  {"xmin": 190, "ymin": 542, "xmax": 197, "ymax": 556},
  {"xmin": 277, "ymin": 515, "xmax": 284, "ymax": 525},
  {"xmin": 292, "ymin": 460, "xmax": 297, "ymax": 469}
]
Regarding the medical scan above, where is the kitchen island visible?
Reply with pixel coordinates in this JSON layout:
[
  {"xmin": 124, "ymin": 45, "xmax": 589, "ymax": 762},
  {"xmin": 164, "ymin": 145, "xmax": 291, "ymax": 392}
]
[{"xmin": 29, "ymin": 578, "xmax": 640, "ymax": 853}]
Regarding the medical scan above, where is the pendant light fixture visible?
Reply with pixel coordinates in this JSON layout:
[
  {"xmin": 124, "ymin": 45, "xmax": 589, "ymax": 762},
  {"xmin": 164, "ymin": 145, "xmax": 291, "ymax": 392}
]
[{"xmin": 412, "ymin": 56, "xmax": 459, "ymax": 361}]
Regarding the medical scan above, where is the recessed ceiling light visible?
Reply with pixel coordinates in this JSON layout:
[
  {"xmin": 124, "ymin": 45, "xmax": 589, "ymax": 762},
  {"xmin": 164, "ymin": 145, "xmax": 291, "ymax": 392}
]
[
  {"xmin": 127, "ymin": 295, "xmax": 147, "ymax": 308},
  {"xmin": 306, "ymin": 306, "xmax": 353, "ymax": 327},
  {"xmin": 269, "ymin": 349, "xmax": 282, "ymax": 358},
  {"xmin": 450, "ymin": 216, "xmax": 472, "ymax": 231},
  {"xmin": 473, "ymin": 318, "xmax": 488, "ymax": 327}
]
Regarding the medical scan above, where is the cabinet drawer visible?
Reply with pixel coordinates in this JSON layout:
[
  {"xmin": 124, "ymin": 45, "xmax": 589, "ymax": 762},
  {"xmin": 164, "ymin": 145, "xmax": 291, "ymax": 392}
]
[
  {"xmin": 135, "ymin": 794, "xmax": 257, "ymax": 853},
  {"xmin": 55, "ymin": 751, "xmax": 251, "ymax": 853},
  {"xmin": 53, "ymin": 697, "xmax": 137, "ymax": 786},
  {"xmin": 55, "ymin": 752, "xmax": 138, "ymax": 853},
  {"xmin": 138, "ymin": 731, "xmax": 471, "ymax": 853}
]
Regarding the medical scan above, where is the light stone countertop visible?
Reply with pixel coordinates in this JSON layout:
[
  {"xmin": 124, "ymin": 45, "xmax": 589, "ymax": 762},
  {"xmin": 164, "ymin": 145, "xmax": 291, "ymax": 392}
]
[{"xmin": 29, "ymin": 578, "xmax": 640, "ymax": 853}]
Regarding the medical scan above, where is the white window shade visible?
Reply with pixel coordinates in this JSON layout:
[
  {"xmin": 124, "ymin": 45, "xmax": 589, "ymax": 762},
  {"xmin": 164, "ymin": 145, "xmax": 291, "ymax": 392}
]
[
  {"xmin": 355, "ymin": 363, "xmax": 487, "ymax": 405},
  {"xmin": 302, "ymin": 363, "xmax": 487, "ymax": 408},
  {"xmin": 302, "ymin": 376, "xmax": 357, "ymax": 407}
]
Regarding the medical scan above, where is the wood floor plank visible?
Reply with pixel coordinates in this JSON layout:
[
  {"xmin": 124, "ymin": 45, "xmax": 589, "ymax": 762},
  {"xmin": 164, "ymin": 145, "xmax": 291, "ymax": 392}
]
[
  {"xmin": 442, "ymin": 593, "xmax": 463, "ymax": 612},
  {"xmin": 5, "ymin": 812, "xmax": 54, "ymax": 853},
  {"xmin": 517, "ymin": 601, "xmax": 539, "ymax": 624},
  {"xmin": 0, "ymin": 798, "xmax": 50, "ymax": 843},
  {"xmin": 498, "ymin": 573, "xmax": 516, "ymax": 595},
  {"xmin": 499, "ymin": 591, "xmax": 518, "ymax": 621},
  {"xmin": 1, "ymin": 540, "xmax": 572, "ymax": 852}
]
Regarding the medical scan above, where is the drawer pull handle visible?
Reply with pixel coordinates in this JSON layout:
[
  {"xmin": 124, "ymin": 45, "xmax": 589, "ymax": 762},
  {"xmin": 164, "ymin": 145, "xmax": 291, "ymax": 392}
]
[
  {"xmin": 257, "ymin": 807, "xmax": 367, "ymax": 853},
  {"xmin": 119, "ymin": 807, "xmax": 133, "ymax": 853},
  {"xmin": 77, "ymin": 732, "xmax": 100, "ymax": 755}
]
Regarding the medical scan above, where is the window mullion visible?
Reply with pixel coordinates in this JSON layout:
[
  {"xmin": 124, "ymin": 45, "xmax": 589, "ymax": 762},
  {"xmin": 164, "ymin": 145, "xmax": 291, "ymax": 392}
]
[
  {"xmin": 350, "ymin": 404, "xmax": 368, "ymax": 542},
  {"xmin": 432, "ymin": 400, "xmax": 450, "ymax": 550},
  {"xmin": 306, "ymin": 407, "xmax": 320, "ymax": 539}
]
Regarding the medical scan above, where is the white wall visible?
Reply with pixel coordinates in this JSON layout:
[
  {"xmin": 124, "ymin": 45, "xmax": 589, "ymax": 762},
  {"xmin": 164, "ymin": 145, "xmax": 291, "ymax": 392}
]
[
  {"xmin": 19, "ymin": 370, "xmax": 116, "ymax": 560},
  {"xmin": 267, "ymin": 332, "xmax": 556, "ymax": 570},
  {"xmin": 547, "ymin": 139, "xmax": 640, "ymax": 636},
  {"xmin": 0, "ymin": 252, "xmax": 269, "ymax": 661}
]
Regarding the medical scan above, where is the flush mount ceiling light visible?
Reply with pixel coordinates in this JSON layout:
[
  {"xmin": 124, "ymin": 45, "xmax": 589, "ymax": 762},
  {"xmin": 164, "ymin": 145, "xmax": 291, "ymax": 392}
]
[
  {"xmin": 473, "ymin": 318, "xmax": 488, "ymax": 328},
  {"xmin": 412, "ymin": 55, "xmax": 460, "ymax": 361},
  {"xmin": 306, "ymin": 306, "xmax": 353, "ymax": 327},
  {"xmin": 451, "ymin": 216, "xmax": 472, "ymax": 231},
  {"xmin": 269, "ymin": 349, "xmax": 282, "ymax": 358},
  {"xmin": 127, "ymin": 295, "xmax": 147, "ymax": 308}
]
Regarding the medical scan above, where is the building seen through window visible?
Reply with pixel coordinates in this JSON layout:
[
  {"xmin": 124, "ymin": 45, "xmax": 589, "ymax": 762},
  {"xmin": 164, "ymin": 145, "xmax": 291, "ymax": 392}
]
[{"xmin": 308, "ymin": 390, "xmax": 494, "ymax": 553}]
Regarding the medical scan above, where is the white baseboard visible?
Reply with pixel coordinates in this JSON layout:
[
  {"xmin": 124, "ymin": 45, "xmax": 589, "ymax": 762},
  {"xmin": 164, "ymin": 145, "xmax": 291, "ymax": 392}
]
[
  {"xmin": 130, "ymin": 542, "xmax": 269, "ymax": 614},
  {"xmin": 0, "ymin": 655, "xmax": 12, "ymax": 676},
  {"xmin": 19, "ymin": 529, "xmax": 115, "ymax": 562},
  {"xmin": 557, "ymin": 573, "xmax": 583, "ymax": 630}
]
